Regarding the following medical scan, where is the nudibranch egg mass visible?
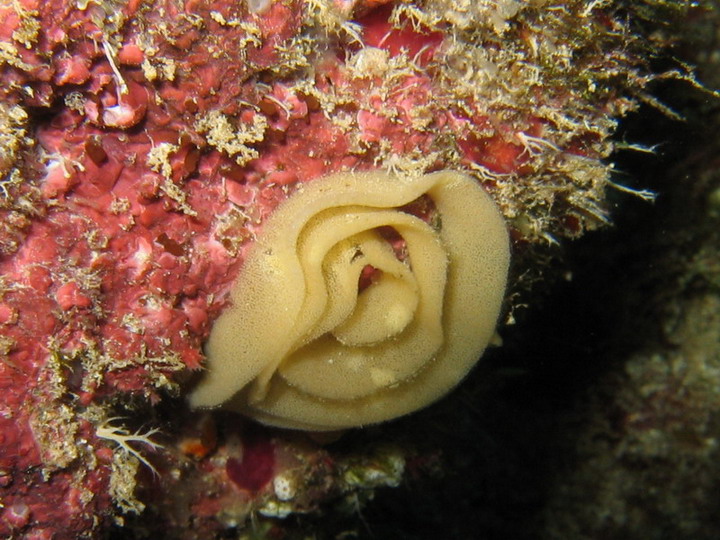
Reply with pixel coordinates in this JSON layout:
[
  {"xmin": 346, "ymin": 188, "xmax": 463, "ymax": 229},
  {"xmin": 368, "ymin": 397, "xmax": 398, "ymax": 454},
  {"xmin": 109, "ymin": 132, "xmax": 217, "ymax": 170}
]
[{"xmin": 189, "ymin": 170, "xmax": 510, "ymax": 430}]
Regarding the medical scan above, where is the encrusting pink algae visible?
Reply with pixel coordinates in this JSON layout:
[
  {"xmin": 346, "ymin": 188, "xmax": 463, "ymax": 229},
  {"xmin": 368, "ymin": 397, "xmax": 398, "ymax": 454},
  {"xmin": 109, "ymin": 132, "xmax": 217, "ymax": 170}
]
[{"xmin": 0, "ymin": 0, "xmax": 698, "ymax": 537}]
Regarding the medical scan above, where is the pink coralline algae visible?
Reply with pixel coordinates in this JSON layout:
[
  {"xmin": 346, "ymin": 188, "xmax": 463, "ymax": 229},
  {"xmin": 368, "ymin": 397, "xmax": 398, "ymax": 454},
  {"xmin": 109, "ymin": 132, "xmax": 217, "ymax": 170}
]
[{"xmin": 0, "ymin": 0, "xmax": 653, "ymax": 537}]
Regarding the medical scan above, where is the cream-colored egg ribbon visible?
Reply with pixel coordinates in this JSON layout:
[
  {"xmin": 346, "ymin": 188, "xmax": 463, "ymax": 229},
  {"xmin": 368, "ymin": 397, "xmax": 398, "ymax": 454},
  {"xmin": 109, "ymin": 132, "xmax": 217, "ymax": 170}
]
[{"xmin": 189, "ymin": 170, "xmax": 509, "ymax": 430}]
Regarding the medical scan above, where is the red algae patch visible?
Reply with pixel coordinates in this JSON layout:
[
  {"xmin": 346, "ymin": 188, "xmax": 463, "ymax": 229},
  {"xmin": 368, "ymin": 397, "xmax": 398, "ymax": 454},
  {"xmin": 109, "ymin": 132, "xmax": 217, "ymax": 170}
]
[{"xmin": 226, "ymin": 436, "xmax": 276, "ymax": 494}]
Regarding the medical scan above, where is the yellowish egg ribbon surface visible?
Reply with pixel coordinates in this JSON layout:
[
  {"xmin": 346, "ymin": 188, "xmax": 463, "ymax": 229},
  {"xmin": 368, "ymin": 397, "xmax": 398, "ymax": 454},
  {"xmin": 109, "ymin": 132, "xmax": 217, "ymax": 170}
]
[{"xmin": 189, "ymin": 170, "xmax": 510, "ymax": 431}]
